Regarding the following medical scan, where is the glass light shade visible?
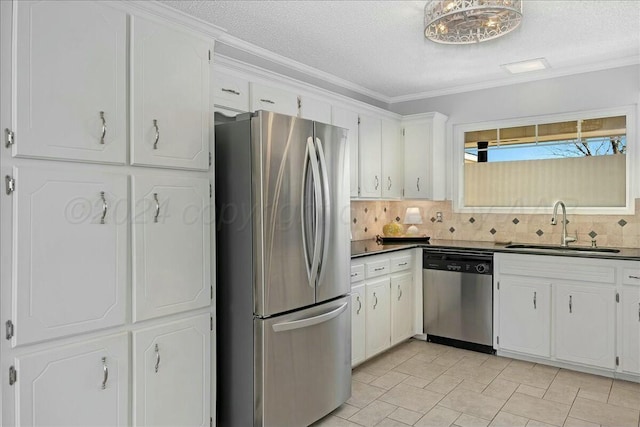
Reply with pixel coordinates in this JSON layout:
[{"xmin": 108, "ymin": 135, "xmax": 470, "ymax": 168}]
[
  {"xmin": 403, "ymin": 207, "xmax": 423, "ymax": 225},
  {"xmin": 425, "ymin": 0, "xmax": 523, "ymax": 45}
]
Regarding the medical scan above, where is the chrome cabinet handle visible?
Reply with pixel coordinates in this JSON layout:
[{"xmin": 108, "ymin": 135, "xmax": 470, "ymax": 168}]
[
  {"xmin": 153, "ymin": 119, "xmax": 159, "ymax": 150},
  {"xmin": 259, "ymin": 98, "xmax": 275, "ymax": 104},
  {"xmin": 221, "ymin": 88, "xmax": 240, "ymax": 95},
  {"xmin": 356, "ymin": 296, "xmax": 362, "ymax": 315},
  {"xmin": 154, "ymin": 343, "xmax": 160, "ymax": 373},
  {"xmin": 99, "ymin": 111, "xmax": 106, "ymax": 144},
  {"xmin": 374, "ymin": 267, "xmax": 385, "ymax": 272},
  {"xmin": 100, "ymin": 191, "xmax": 107, "ymax": 224},
  {"xmin": 373, "ymin": 292, "xmax": 378, "ymax": 309},
  {"xmin": 569, "ymin": 295, "xmax": 572, "ymax": 313},
  {"xmin": 374, "ymin": 175, "xmax": 379, "ymax": 190},
  {"xmin": 398, "ymin": 285, "xmax": 402, "ymax": 301},
  {"xmin": 387, "ymin": 177, "xmax": 392, "ymax": 191},
  {"xmin": 533, "ymin": 291, "xmax": 537, "ymax": 309},
  {"xmin": 153, "ymin": 193, "xmax": 160, "ymax": 223},
  {"xmin": 398, "ymin": 262, "xmax": 408, "ymax": 266},
  {"xmin": 101, "ymin": 357, "xmax": 108, "ymax": 390},
  {"xmin": 629, "ymin": 275, "xmax": 640, "ymax": 280},
  {"xmin": 351, "ymin": 273, "xmax": 358, "ymax": 277},
  {"xmin": 416, "ymin": 177, "xmax": 420, "ymax": 192}
]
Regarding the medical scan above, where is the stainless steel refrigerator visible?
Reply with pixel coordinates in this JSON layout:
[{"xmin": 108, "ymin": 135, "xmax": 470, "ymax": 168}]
[{"xmin": 215, "ymin": 111, "xmax": 351, "ymax": 427}]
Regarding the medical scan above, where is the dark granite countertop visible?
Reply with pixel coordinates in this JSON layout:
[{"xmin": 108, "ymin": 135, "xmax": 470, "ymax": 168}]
[{"xmin": 351, "ymin": 238, "xmax": 640, "ymax": 261}]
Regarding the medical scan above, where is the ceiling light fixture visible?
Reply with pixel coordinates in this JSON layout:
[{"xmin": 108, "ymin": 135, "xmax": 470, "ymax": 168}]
[
  {"xmin": 425, "ymin": 0, "xmax": 523, "ymax": 44},
  {"xmin": 501, "ymin": 58, "xmax": 549, "ymax": 74}
]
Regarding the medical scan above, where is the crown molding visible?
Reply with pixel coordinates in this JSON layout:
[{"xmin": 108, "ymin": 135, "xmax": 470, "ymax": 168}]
[
  {"xmin": 217, "ymin": 34, "xmax": 393, "ymax": 104},
  {"xmin": 389, "ymin": 55, "xmax": 640, "ymax": 104}
]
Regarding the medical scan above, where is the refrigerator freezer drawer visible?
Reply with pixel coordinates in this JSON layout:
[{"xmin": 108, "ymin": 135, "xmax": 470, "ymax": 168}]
[{"xmin": 255, "ymin": 296, "xmax": 351, "ymax": 427}]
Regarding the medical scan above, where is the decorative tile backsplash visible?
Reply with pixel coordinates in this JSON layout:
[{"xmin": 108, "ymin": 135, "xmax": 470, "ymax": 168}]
[{"xmin": 351, "ymin": 199, "xmax": 640, "ymax": 248}]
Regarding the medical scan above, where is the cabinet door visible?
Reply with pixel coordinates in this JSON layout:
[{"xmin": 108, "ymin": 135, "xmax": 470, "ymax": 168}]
[
  {"xmin": 332, "ymin": 107, "xmax": 359, "ymax": 198},
  {"xmin": 213, "ymin": 71, "xmax": 250, "ymax": 112},
  {"xmin": 555, "ymin": 283, "xmax": 616, "ymax": 369},
  {"xmin": 131, "ymin": 16, "xmax": 210, "ymax": 170},
  {"xmin": 351, "ymin": 285, "xmax": 366, "ymax": 366},
  {"xmin": 498, "ymin": 277, "xmax": 551, "ymax": 357},
  {"xmin": 358, "ymin": 115, "xmax": 382, "ymax": 198},
  {"xmin": 403, "ymin": 121, "xmax": 431, "ymax": 199},
  {"xmin": 13, "ymin": 167, "xmax": 128, "ymax": 346},
  {"xmin": 381, "ymin": 119, "xmax": 403, "ymax": 199},
  {"xmin": 13, "ymin": 1, "xmax": 126, "ymax": 164},
  {"xmin": 132, "ymin": 175, "xmax": 211, "ymax": 322},
  {"xmin": 391, "ymin": 273, "xmax": 413, "ymax": 345},
  {"xmin": 365, "ymin": 277, "xmax": 390, "ymax": 358},
  {"xmin": 133, "ymin": 314, "xmax": 211, "ymax": 427},
  {"xmin": 621, "ymin": 285, "xmax": 640, "ymax": 374},
  {"xmin": 15, "ymin": 333, "xmax": 128, "ymax": 427},
  {"xmin": 250, "ymin": 83, "xmax": 299, "ymax": 117},
  {"xmin": 300, "ymin": 96, "xmax": 332, "ymax": 123}
]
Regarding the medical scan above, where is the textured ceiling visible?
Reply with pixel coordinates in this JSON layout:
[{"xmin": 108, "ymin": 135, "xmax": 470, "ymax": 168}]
[{"xmin": 160, "ymin": 1, "xmax": 640, "ymax": 102}]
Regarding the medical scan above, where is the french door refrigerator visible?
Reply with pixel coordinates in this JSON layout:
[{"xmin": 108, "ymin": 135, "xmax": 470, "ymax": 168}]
[{"xmin": 215, "ymin": 111, "xmax": 351, "ymax": 427}]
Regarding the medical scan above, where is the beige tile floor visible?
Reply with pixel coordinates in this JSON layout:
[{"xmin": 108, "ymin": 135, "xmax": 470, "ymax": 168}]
[{"xmin": 313, "ymin": 340, "xmax": 640, "ymax": 427}]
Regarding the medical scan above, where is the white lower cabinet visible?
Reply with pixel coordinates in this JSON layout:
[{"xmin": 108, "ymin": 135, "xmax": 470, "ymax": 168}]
[
  {"xmin": 497, "ymin": 277, "xmax": 551, "ymax": 357},
  {"xmin": 351, "ymin": 284, "xmax": 366, "ymax": 366},
  {"xmin": 133, "ymin": 314, "xmax": 211, "ymax": 427},
  {"xmin": 351, "ymin": 250, "xmax": 416, "ymax": 366},
  {"xmin": 15, "ymin": 333, "xmax": 129, "ymax": 427},
  {"xmin": 621, "ymin": 285, "xmax": 640, "ymax": 374},
  {"xmin": 365, "ymin": 277, "xmax": 391, "ymax": 358},
  {"xmin": 391, "ymin": 273, "xmax": 413, "ymax": 345},
  {"xmin": 554, "ymin": 283, "xmax": 616, "ymax": 369}
]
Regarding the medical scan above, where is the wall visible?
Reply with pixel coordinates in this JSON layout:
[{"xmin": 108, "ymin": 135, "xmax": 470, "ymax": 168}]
[{"xmin": 351, "ymin": 198, "xmax": 640, "ymax": 249}]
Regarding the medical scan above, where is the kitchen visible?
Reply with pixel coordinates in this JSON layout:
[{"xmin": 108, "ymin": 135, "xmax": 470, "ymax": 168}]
[{"xmin": 0, "ymin": 1, "xmax": 639, "ymax": 427}]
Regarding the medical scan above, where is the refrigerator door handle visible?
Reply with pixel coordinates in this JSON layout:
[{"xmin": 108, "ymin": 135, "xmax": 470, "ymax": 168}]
[
  {"xmin": 271, "ymin": 302, "xmax": 348, "ymax": 332},
  {"xmin": 314, "ymin": 137, "xmax": 331, "ymax": 287},
  {"xmin": 302, "ymin": 137, "xmax": 323, "ymax": 287}
]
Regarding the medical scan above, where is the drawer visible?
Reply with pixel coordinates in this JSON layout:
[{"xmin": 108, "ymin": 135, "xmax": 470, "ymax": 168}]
[
  {"xmin": 391, "ymin": 255, "xmax": 412, "ymax": 273},
  {"xmin": 366, "ymin": 259, "xmax": 390, "ymax": 279},
  {"xmin": 623, "ymin": 268, "xmax": 640, "ymax": 286},
  {"xmin": 351, "ymin": 264, "xmax": 365, "ymax": 284}
]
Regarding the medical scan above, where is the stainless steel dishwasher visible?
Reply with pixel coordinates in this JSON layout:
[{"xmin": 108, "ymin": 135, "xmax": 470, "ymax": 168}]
[{"xmin": 423, "ymin": 249, "xmax": 494, "ymax": 354}]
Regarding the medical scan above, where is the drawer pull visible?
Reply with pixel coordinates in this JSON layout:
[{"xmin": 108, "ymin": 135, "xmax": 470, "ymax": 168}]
[
  {"xmin": 351, "ymin": 273, "xmax": 358, "ymax": 277},
  {"xmin": 373, "ymin": 292, "xmax": 378, "ymax": 309},
  {"xmin": 629, "ymin": 275, "xmax": 640, "ymax": 280},
  {"xmin": 374, "ymin": 267, "xmax": 385, "ymax": 272},
  {"xmin": 356, "ymin": 296, "xmax": 362, "ymax": 315},
  {"xmin": 397, "ymin": 262, "xmax": 408, "ymax": 266},
  {"xmin": 260, "ymin": 98, "xmax": 275, "ymax": 104},
  {"xmin": 221, "ymin": 88, "xmax": 240, "ymax": 95}
]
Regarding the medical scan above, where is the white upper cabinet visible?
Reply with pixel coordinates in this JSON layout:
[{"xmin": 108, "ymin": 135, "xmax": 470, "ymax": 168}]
[
  {"xmin": 15, "ymin": 333, "xmax": 129, "ymax": 427},
  {"xmin": 133, "ymin": 315, "xmax": 211, "ymax": 427},
  {"xmin": 403, "ymin": 113, "xmax": 447, "ymax": 199},
  {"xmin": 332, "ymin": 107, "xmax": 359, "ymax": 198},
  {"xmin": 381, "ymin": 119, "xmax": 403, "ymax": 199},
  {"xmin": 299, "ymin": 96, "xmax": 332, "ymax": 123},
  {"xmin": 132, "ymin": 175, "xmax": 211, "ymax": 322},
  {"xmin": 13, "ymin": 1, "xmax": 127, "ymax": 164},
  {"xmin": 13, "ymin": 166, "xmax": 128, "ymax": 346},
  {"xmin": 131, "ymin": 16, "xmax": 211, "ymax": 170},
  {"xmin": 358, "ymin": 115, "xmax": 382, "ymax": 198},
  {"xmin": 250, "ymin": 83, "xmax": 299, "ymax": 117},
  {"xmin": 213, "ymin": 71, "xmax": 250, "ymax": 112}
]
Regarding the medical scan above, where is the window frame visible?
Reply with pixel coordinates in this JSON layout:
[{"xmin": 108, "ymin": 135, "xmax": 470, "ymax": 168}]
[{"xmin": 452, "ymin": 105, "xmax": 636, "ymax": 215}]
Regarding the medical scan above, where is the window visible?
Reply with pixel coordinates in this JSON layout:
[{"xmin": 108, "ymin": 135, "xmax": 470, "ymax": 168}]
[{"xmin": 454, "ymin": 107, "xmax": 634, "ymax": 213}]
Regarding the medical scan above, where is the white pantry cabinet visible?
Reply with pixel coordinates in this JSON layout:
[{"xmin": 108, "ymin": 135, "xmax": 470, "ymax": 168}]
[
  {"xmin": 133, "ymin": 314, "xmax": 211, "ymax": 427},
  {"xmin": 132, "ymin": 175, "xmax": 211, "ymax": 322},
  {"xmin": 332, "ymin": 107, "xmax": 360, "ymax": 198},
  {"xmin": 131, "ymin": 15, "xmax": 211, "ymax": 171},
  {"xmin": 402, "ymin": 113, "xmax": 448, "ymax": 199},
  {"xmin": 365, "ymin": 277, "xmax": 391, "ymax": 358},
  {"xmin": 497, "ymin": 277, "xmax": 551, "ymax": 358},
  {"xmin": 14, "ymin": 333, "xmax": 128, "ymax": 427},
  {"xmin": 12, "ymin": 1, "xmax": 127, "ymax": 164},
  {"xmin": 250, "ymin": 82, "xmax": 299, "ymax": 117},
  {"xmin": 12, "ymin": 166, "xmax": 128, "ymax": 346},
  {"xmin": 381, "ymin": 119, "xmax": 403, "ymax": 199},
  {"xmin": 358, "ymin": 115, "xmax": 382, "ymax": 198},
  {"xmin": 555, "ymin": 283, "xmax": 616, "ymax": 369}
]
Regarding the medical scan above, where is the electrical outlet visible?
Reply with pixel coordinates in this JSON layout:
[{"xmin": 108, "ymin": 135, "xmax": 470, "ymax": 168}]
[{"xmin": 436, "ymin": 212, "xmax": 443, "ymax": 222}]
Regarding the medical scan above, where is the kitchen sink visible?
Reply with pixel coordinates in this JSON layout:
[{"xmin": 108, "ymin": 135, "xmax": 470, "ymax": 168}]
[{"xmin": 504, "ymin": 244, "xmax": 620, "ymax": 254}]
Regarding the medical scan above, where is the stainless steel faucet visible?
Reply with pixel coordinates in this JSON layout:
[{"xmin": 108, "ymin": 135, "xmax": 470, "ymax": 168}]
[{"xmin": 551, "ymin": 200, "xmax": 577, "ymax": 247}]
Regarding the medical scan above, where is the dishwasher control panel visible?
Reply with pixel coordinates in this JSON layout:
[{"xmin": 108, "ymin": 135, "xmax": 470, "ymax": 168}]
[{"xmin": 423, "ymin": 250, "xmax": 493, "ymax": 275}]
